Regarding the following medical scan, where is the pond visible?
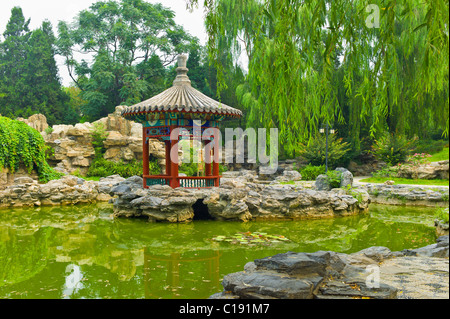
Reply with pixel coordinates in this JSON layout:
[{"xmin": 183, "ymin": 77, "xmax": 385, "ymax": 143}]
[{"xmin": 0, "ymin": 203, "xmax": 438, "ymax": 299}]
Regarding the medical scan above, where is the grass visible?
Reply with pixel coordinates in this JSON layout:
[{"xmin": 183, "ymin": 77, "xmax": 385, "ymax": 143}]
[
  {"xmin": 82, "ymin": 176, "xmax": 102, "ymax": 181},
  {"xmin": 279, "ymin": 180, "xmax": 296, "ymax": 185},
  {"xmin": 359, "ymin": 176, "xmax": 449, "ymax": 186},
  {"xmin": 428, "ymin": 147, "xmax": 449, "ymax": 162},
  {"xmin": 435, "ymin": 207, "xmax": 449, "ymax": 224}
]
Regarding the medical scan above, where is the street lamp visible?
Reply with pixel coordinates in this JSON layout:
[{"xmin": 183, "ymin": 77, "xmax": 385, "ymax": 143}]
[{"xmin": 319, "ymin": 124, "xmax": 335, "ymax": 173}]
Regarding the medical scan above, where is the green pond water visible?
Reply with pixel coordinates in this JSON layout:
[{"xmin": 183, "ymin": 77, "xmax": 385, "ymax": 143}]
[{"xmin": 0, "ymin": 203, "xmax": 439, "ymax": 299}]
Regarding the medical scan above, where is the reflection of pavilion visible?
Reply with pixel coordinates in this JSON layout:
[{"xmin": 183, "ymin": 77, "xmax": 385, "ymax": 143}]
[{"xmin": 144, "ymin": 248, "xmax": 221, "ymax": 299}]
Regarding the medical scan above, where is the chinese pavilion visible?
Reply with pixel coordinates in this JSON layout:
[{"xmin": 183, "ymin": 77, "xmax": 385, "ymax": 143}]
[{"xmin": 121, "ymin": 54, "xmax": 243, "ymax": 189}]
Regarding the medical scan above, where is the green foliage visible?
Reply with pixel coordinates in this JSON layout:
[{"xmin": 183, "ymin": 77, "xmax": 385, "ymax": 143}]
[
  {"xmin": 0, "ymin": 8, "xmax": 71, "ymax": 125},
  {"xmin": 44, "ymin": 126, "xmax": 53, "ymax": 135},
  {"xmin": 179, "ymin": 160, "xmax": 227, "ymax": 177},
  {"xmin": 372, "ymin": 165, "xmax": 400, "ymax": 179},
  {"xmin": 344, "ymin": 185, "xmax": 364, "ymax": 203},
  {"xmin": 279, "ymin": 180, "xmax": 296, "ymax": 185},
  {"xmin": 56, "ymin": 0, "xmax": 198, "ymax": 121},
  {"xmin": 87, "ymin": 158, "xmax": 151, "ymax": 178},
  {"xmin": 179, "ymin": 161, "xmax": 200, "ymax": 177},
  {"xmin": 414, "ymin": 139, "xmax": 447, "ymax": 156},
  {"xmin": 62, "ymin": 86, "xmax": 84, "ymax": 124},
  {"xmin": 435, "ymin": 208, "xmax": 449, "ymax": 224},
  {"xmin": 298, "ymin": 134, "xmax": 351, "ymax": 168},
  {"xmin": 326, "ymin": 170, "xmax": 342, "ymax": 189},
  {"xmin": 212, "ymin": 232, "xmax": 290, "ymax": 245},
  {"xmin": 429, "ymin": 147, "xmax": 450, "ymax": 162},
  {"xmin": 359, "ymin": 176, "xmax": 449, "ymax": 186},
  {"xmin": 190, "ymin": 0, "xmax": 449, "ymax": 156},
  {"xmin": 0, "ymin": 116, "xmax": 63, "ymax": 182},
  {"xmin": 90, "ymin": 122, "xmax": 108, "ymax": 160},
  {"xmin": 372, "ymin": 134, "xmax": 417, "ymax": 166},
  {"xmin": 298, "ymin": 164, "xmax": 326, "ymax": 181},
  {"xmin": 86, "ymin": 157, "xmax": 160, "ymax": 179}
]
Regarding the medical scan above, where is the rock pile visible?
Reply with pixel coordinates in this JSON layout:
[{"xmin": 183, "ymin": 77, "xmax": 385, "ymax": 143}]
[
  {"xmin": 109, "ymin": 174, "xmax": 370, "ymax": 223},
  {"xmin": 0, "ymin": 174, "xmax": 126, "ymax": 209},
  {"xmin": 18, "ymin": 108, "xmax": 166, "ymax": 176},
  {"xmin": 397, "ymin": 160, "xmax": 449, "ymax": 180},
  {"xmin": 315, "ymin": 167, "xmax": 354, "ymax": 191},
  {"xmin": 210, "ymin": 235, "xmax": 449, "ymax": 299},
  {"xmin": 361, "ymin": 183, "xmax": 449, "ymax": 207}
]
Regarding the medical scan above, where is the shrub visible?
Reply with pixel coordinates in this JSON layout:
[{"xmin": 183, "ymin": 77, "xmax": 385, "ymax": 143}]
[
  {"xmin": 298, "ymin": 134, "xmax": 351, "ymax": 168},
  {"xmin": 90, "ymin": 122, "xmax": 108, "ymax": 160},
  {"xmin": 372, "ymin": 165, "xmax": 399, "ymax": 178},
  {"xmin": 406, "ymin": 153, "xmax": 432, "ymax": 167},
  {"xmin": 414, "ymin": 139, "xmax": 447, "ymax": 155},
  {"xmin": 326, "ymin": 170, "xmax": 342, "ymax": 188},
  {"xmin": 372, "ymin": 133, "xmax": 416, "ymax": 165},
  {"xmin": 86, "ymin": 158, "xmax": 159, "ymax": 178},
  {"xmin": 179, "ymin": 160, "xmax": 227, "ymax": 176},
  {"xmin": 44, "ymin": 126, "xmax": 54, "ymax": 134},
  {"xmin": 299, "ymin": 164, "xmax": 326, "ymax": 180},
  {"xmin": 435, "ymin": 207, "xmax": 449, "ymax": 224},
  {"xmin": 179, "ymin": 142, "xmax": 227, "ymax": 176},
  {"xmin": 0, "ymin": 116, "xmax": 62, "ymax": 183}
]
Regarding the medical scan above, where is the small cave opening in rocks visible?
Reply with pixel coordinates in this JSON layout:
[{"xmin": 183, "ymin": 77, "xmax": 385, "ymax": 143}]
[{"xmin": 192, "ymin": 199, "xmax": 213, "ymax": 220}]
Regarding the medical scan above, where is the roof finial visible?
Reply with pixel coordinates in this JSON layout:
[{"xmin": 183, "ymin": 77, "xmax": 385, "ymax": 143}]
[
  {"xmin": 173, "ymin": 54, "xmax": 191, "ymax": 86},
  {"xmin": 178, "ymin": 54, "xmax": 187, "ymax": 68}
]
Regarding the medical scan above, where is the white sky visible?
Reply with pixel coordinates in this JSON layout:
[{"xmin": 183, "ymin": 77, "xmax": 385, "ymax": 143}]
[{"xmin": 0, "ymin": 0, "xmax": 208, "ymax": 86}]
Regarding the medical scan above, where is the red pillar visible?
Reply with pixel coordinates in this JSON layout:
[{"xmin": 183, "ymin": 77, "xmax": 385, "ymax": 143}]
[
  {"xmin": 204, "ymin": 140, "xmax": 212, "ymax": 177},
  {"xmin": 142, "ymin": 127, "xmax": 149, "ymax": 188},
  {"xmin": 165, "ymin": 140, "xmax": 171, "ymax": 176},
  {"xmin": 169, "ymin": 137, "xmax": 180, "ymax": 188},
  {"xmin": 212, "ymin": 140, "xmax": 220, "ymax": 187}
]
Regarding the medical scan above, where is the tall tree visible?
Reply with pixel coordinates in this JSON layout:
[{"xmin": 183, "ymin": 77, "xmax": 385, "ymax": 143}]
[
  {"xmin": 0, "ymin": 7, "xmax": 31, "ymax": 117},
  {"xmin": 0, "ymin": 7, "xmax": 70, "ymax": 125},
  {"xmin": 188, "ymin": 0, "xmax": 449, "ymax": 157},
  {"xmin": 24, "ymin": 21, "xmax": 71, "ymax": 125},
  {"xmin": 56, "ymin": 0, "xmax": 198, "ymax": 121}
]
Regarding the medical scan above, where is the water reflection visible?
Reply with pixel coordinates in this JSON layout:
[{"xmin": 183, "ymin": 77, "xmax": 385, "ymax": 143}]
[
  {"xmin": 0, "ymin": 203, "xmax": 438, "ymax": 299},
  {"xmin": 144, "ymin": 250, "xmax": 221, "ymax": 299}
]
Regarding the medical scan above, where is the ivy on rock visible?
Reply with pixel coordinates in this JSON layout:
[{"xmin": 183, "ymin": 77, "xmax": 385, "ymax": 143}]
[{"xmin": 0, "ymin": 116, "xmax": 62, "ymax": 183}]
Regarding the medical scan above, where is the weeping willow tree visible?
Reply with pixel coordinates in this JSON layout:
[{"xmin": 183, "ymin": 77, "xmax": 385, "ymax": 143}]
[{"xmin": 188, "ymin": 0, "xmax": 449, "ymax": 157}]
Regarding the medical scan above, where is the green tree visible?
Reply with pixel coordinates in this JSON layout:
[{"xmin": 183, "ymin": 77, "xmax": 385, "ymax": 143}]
[
  {"xmin": 57, "ymin": 0, "xmax": 198, "ymax": 121},
  {"xmin": 188, "ymin": 0, "xmax": 449, "ymax": 157},
  {"xmin": 0, "ymin": 7, "xmax": 31, "ymax": 117},
  {"xmin": 23, "ymin": 21, "xmax": 71, "ymax": 125},
  {"xmin": 0, "ymin": 7, "xmax": 70, "ymax": 125}
]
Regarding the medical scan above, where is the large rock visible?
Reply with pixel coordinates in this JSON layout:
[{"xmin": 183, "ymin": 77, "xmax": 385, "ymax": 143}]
[
  {"xmin": 385, "ymin": 160, "xmax": 449, "ymax": 180},
  {"xmin": 361, "ymin": 183, "xmax": 449, "ymax": 207},
  {"xmin": 335, "ymin": 167, "xmax": 353, "ymax": 188},
  {"xmin": 103, "ymin": 131, "xmax": 129, "ymax": 147},
  {"xmin": 400, "ymin": 235, "xmax": 449, "ymax": 258},
  {"xmin": 0, "ymin": 174, "xmax": 113, "ymax": 208},
  {"xmin": 211, "ymin": 250, "xmax": 398, "ymax": 299},
  {"xmin": 315, "ymin": 174, "xmax": 331, "ymax": 191},
  {"xmin": 211, "ymin": 236, "xmax": 449, "ymax": 299},
  {"xmin": 275, "ymin": 170, "xmax": 302, "ymax": 182},
  {"xmin": 42, "ymin": 108, "xmax": 166, "ymax": 174},
  {"xmin": 17, "ymin": 113, "xmax": 48, "ymax": 132},
  {"xmin": 110, "ymin": 177, "xmax": 370, "ymax": 223}
]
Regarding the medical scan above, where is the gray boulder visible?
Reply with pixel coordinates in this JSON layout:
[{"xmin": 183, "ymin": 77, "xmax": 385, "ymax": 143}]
[
  {"xmin": 213, "ymin": 249, "xmax": 397, "ymax": 299},
  {"xmin": 335, "ymin": 167, "xmax": 353, "ymax": 188},
  {"xmin": 315, "ymin": 174, "xmax": 331, "ymax": 191}
]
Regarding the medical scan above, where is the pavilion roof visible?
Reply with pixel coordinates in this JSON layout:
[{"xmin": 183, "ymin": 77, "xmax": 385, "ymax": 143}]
[{"xmin": 121, "ymin": 55, "xmax": 243, "ymax": 120}]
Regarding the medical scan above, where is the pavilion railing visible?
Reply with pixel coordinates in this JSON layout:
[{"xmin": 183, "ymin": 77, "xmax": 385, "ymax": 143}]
[
  {"xmin": 144, "ymin": 175, "xmax": 170, "ymax": 187},
  {"xmin": 144, "ymin": 175, "xmax": 220, "ymax": 188},
  {"xmin": 178, "ymin": 176, "xmax": 217, "ymax": 188}
]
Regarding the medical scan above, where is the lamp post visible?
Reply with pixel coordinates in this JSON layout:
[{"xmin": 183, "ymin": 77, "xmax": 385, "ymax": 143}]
[{"xmin": 319, "ymin": 124, "xmax": 335, "ymax": 173}]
